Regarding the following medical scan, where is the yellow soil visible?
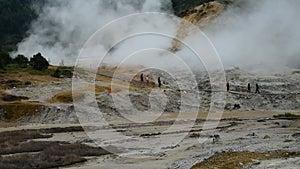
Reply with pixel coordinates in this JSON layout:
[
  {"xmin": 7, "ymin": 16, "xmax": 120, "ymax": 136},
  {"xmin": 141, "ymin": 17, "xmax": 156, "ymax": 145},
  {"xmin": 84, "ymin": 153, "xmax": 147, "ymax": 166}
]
[
  {"xmin": 1, "ymin": 71, "xmax": 60, "ymax": 87},
  {"xmin": 0, "ymin": 122, "xmax": 27, "ymax": 128},
  {"xmin": 171, "ymin": 1, "xmax": 224, "ymax": 51},
  {"xmin": 48, "ymin": 84, "xmax": 111, "ymax": 103},
  {"xmin": 98, "ymin": 65, "xmax": 144, "ymax": 76},
  {"xmin": 191, "ymin": 151, "xmax": 300, "ymax": 169},
  {"xmin": 0, "ymin": 102, "xmax": 44, "ymax": 121},
  {"xmin": 48, "ymin": 91, "xmax": 74, "ymax": 103}
]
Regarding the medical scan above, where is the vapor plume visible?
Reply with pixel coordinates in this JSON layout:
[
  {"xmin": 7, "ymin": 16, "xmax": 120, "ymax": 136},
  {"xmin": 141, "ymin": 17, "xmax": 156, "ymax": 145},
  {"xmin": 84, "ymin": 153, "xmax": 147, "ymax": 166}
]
[
  {"xmin": 204, "ymin": 0, "xmax": 300, "ymax": 69},
  {"xmin": 14, "ymin": 0, "xmax": 172, "ymax": 65},
  {"xmin": 14, "ymin": 0, "xmax": 300, "ymax": 69}
]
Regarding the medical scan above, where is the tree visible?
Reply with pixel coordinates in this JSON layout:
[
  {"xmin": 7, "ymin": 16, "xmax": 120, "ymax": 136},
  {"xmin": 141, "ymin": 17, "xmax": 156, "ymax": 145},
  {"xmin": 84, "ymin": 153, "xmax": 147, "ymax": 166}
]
[
  {"xmin": 0, "ymin": 50, "xmax": 12, "ymax": 69},
  {"xmin": 29, "ymin": 53, "xmax": 49, "ymax": 70},
  {"xmin": 13, "ymin": 54, "xmax": 29, "ymax": 68}
]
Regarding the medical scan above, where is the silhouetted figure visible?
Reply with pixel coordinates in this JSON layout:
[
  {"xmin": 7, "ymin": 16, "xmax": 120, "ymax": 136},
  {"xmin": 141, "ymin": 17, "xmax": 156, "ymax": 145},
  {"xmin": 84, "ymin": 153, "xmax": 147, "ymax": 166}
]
[
  {"xmin": 255, "ymin": 83, "xmax": 260, "ymax": 93},
  {"xmin": 247, "ymin": 83, "xmax": 251, "ymax": 93},
  {"xmin": 158, "ymin": 77, "xmax": 161, "ymax": 88},
  {"xmin": 140, "ymin": 73, "xmax": 144, "ymax": 83},
  {"xmin": 226, "ymin": 82, "xmax": 230, "ymax": 91}
]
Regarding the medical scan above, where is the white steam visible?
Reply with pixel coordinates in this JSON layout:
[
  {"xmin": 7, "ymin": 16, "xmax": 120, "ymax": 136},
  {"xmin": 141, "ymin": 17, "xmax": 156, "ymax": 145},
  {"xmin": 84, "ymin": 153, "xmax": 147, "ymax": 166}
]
[
  {"xmin": 14, "ymin": 0, "xmax": 300, "ymax": 69},
  {"xmin": 205, "ymin": 0, "xmax": 300, "ymax": 69},
  {"xmin": 15, "ymin": 0, "xmax": 172, "ymax": 65}
]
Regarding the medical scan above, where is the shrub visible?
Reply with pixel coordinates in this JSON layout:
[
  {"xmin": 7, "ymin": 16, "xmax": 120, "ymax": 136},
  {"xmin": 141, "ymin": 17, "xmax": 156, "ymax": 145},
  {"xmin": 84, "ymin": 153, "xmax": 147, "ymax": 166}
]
[
  {"xmin": 29, "ymin": 53, "xmax": 49, "ymax": 71},
  {"xmin": 52, "ymin": 69, "xmax": 60, "ymax": 78},
  {"xmin": 52, "ymin": 67, "xmax": 73, "ymax": 78},
  {"xmin": 273, "ymin": 113, "xmax": 300, "ymax": 118},
  {"xmin": 13, "ymin": 54, "xmax": 28, "ymax": 68},
  {"xmin": 0, "ymin": 51, "xmax": 12, "ymax": 69}
]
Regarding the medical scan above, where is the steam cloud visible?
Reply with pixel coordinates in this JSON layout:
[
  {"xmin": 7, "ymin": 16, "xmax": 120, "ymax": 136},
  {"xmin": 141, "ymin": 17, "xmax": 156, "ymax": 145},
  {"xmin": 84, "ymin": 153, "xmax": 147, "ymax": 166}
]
[
  {"xmin": 205, "ymin": 0, "xmax": 300, "ymax": 69},
  {"xmin": 14, "ymin": 0, "xmax": 172, "ymax": 65},
  {"xmin": 15, "ymin": 0, "xmax": 300, "ymax": 69}
]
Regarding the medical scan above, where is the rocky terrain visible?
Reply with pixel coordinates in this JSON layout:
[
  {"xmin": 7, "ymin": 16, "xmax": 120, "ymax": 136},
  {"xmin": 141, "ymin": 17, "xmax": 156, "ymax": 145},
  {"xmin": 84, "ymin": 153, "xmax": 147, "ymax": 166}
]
[
  {"xmin": 2, "ymin": 66, "xmax": 299, "ymax": 123},
  {"xmin": 0, "ymin": 0, "xmax": 299, "ymax": 168},
  {"xmin": 0, "ymin": 65, "xmax": 299, "ymax": 168}
]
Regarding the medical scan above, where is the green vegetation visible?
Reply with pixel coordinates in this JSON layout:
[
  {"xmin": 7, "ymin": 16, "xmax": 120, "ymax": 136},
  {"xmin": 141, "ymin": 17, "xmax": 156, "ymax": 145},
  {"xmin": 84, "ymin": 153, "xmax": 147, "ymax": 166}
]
[
  {"xmin": 13, "ymin": 54, "xmax": 29, "ymax": 68},
  {"xmin": 29, "ymin": 52, "xmax": 49, "ymax": 70},
  {"xmin": 0, "ymin": 79, "xmax": 31, "ymax": 89},
  {"xmin": 273, "ymin": 113, "xmax": 300, "ymax": 119},
  {"xmin": 0, "ymin": 50, "xmax": 12, "ymax": 69},
  {"xmin": 3, "ymin": 63, "xmax": 54, "ymax": 76},
  {"xmin": 27, "ymin": 68, "xmax": 54, "ymax": 75},
  {"xmin": 52, "ymin": 66, "xmax": 74, "ymax": 78},
  {"xmin": 1, "ymin": 51, "xmax": 50, "ymax": 74}
]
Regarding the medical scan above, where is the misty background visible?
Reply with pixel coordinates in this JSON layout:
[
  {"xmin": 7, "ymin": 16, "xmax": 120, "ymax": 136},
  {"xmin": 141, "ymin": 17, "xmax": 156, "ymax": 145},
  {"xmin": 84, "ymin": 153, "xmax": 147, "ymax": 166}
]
[
  {"xmin": 205, "ymin": 0, "xmax": 300, "ymax": 69},
  {"xmin": 13, "ymin": 0, "xmax": 300, "ymax": 69}
]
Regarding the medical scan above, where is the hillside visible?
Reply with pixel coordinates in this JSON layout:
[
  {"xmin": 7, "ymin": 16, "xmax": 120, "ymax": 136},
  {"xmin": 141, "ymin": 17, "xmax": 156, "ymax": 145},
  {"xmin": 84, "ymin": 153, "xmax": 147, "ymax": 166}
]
[{"xmin": 171, "ymin": 0, "xmax": 227, "ymax": 51}]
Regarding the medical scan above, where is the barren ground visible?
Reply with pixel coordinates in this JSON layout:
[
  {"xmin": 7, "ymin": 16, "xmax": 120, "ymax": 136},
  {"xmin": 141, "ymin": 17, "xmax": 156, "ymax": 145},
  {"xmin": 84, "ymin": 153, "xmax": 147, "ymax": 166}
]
[{"xmin": 0, "ymin": 66, "xmax": 299, "ymax": 168}]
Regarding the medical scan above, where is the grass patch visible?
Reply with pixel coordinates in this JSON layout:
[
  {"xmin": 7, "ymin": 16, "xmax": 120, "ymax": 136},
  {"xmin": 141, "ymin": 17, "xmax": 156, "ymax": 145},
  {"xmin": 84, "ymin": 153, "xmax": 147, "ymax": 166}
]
[
  {"xmin": 48, "ymin": 85, "xmax": 111, "ymax": 103},
  {"xmin": 27, "ymin": 68, "xmax": 55, "ymax": 76},
  {"xmin": 4, "ymin": 64, "xmax": 56, "ymax": 76},
  {"xmin": 48, "ymin": 91, "xmax": 74, "ymax": 103},
  {"xmin": 0, "ymin": 102, "xmax": 44, "ymax": 121},
  {"xmin": 273, "ymin": 113, "xmax": 300, "ymax": 119},
  {"xmin": 0, "ymin": 79, "xmax": 32, "ymax": 89},
  {"xmin": 51, "ymin": 66, "xmax": 74, "ymax": 78},
  {"xmin": 191, "ymin": 151, "xmax": 300, "ymax": 169},
  {"xmin": 0, "ymin": 65, "xmax": 63, "ymax": 90},
  {"xmin": 0, "ymin": 65, "xmax": 73, "ymax": 90}
]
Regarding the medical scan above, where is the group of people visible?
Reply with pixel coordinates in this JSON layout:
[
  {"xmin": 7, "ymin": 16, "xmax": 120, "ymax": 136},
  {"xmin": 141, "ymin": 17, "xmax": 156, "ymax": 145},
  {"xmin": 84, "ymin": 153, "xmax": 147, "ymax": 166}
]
[
  {"xmin": 227, "ymin": 82, "xmax": 260, "ymax": 93},
  {"xmin": 140, "ymin": 73, "xmax": 161, "ymax": 87}
]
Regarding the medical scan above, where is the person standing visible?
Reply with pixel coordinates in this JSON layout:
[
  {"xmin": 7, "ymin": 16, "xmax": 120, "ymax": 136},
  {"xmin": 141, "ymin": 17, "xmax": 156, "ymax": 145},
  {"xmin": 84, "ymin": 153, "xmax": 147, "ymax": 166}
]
[
  {"xmin": 255, "ymin": 83, "xmax": 260, "ymax": 93},
  {"xmin": 158, "ymin": 77, "xmax": 162, "ymax": 88},
  {"xmin": 140, "ymin": 73, "xmax": 144, "ymax": 83},
  {"xmin": 226, "ymin": 82, "xmax": 230, "ymax": 91},
  {"xmin": 247, "ymin": 83, "xmax": 251, "ymax": 93}
]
